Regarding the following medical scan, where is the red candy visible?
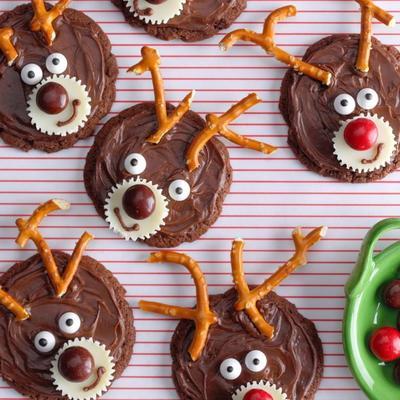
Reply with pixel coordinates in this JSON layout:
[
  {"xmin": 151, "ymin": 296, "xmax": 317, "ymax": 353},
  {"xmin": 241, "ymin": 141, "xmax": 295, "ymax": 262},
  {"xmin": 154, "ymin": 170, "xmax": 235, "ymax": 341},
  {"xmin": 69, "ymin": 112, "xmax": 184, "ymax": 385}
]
[
  {"xmin": 243, "ymin": 389, "xmax": 273, "ymax": 400},
  {"xmin": 343, "ymin": 117, "xmax": 378, "ymax": 151},
  {"xmin": 370, "ymin": 327, "xmax": 400, "ymax": 362}
]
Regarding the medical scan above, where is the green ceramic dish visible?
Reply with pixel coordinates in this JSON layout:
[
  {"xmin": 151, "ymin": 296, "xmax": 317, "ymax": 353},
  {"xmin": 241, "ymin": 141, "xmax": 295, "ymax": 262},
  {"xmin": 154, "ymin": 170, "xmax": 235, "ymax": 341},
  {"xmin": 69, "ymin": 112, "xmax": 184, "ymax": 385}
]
[{"xmin": 344, "ymin": 218, "xmax": 400, "ymax": 400}]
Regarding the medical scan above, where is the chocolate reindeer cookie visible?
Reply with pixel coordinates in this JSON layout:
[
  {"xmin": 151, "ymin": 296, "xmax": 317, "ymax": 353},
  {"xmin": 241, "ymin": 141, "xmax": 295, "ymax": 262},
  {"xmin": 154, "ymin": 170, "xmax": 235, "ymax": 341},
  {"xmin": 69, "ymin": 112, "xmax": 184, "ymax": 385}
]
[
  {"xmin": 84, "ymin": 47, "xmax": 276, "ymax": 248},
  {"xmin": 112, "ymin": 0, "xmax": 247, "ymax": 42},
  {"xmin": 0, "ymin": 0, "xmax": 117, "ymax": 152},
  {"xmin": 221, "ymin": 0, "xmax": 400, "ymax": 183},
  {"xmin": 140, "ymin": 226, "xmax": 326, "ymax": 400},
  {"xmin": 0, "ymin": 200, "xmax": 135, "ymax": 400}
]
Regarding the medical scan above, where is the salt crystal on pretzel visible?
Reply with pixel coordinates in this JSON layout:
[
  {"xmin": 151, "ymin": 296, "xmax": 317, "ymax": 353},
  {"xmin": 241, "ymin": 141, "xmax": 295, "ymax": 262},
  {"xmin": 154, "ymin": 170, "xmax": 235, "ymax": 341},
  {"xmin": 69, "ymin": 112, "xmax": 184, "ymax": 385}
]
[
  {"xmin": 30, "ymin": 0, "xmax": 70, "ymax": 46},
  {"xmin": 220, "ymin": 5, "xmax": 332, "ymax": 86},
  {"xmin": 128, "ymin": 47, "xmax": 195, "ymax": 144},
  {"xmin": 186, "ymin": 93, "xmax": 277, "ymax": 172},
  {"xmin": 231, "ymin": 227, "xmax": 327, "ymax": 339},
  {"xmin": 0, "ymin": 27, "xmax": 18, "ymax": 66}
]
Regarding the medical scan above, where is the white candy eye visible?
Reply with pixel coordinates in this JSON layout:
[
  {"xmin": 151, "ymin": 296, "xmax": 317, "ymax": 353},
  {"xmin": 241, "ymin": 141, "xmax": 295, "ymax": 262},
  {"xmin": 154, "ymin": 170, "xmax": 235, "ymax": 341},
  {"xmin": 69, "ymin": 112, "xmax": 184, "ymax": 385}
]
[
  {"xmin": 58, "ymin": 312, "xmax": 81, "ymax": 334},
  {"xmin": 34, "ymin": 331, "xmax": 56, "ymax": 353},
  {"xmin": 124, "ymin": 153, "xmax": 146, "ymax": 175},
  {"xmin": 357, "ymin": 88, "xmax": 379, "ymax": 110},
  {"xmin": 46, "ymin": 53, "xmax": 68, "ymax": 75},
  {"xmin": 21, "ymin": 63, "xmax": 43, "ymax": 85},
  {"xmin": 168, "ymin": 179, "xmax": 191, "ymax": 201},
  {"xmin": 219, "ymin": 358, "xmax": 242, "ymax": 380},
  {"xmin": 245, "ymin": 350, "xmax": 267, "ymax": 372},
  {"xmin": 334, "ymin": 94, "xmax": 356, "ymax": 115}
]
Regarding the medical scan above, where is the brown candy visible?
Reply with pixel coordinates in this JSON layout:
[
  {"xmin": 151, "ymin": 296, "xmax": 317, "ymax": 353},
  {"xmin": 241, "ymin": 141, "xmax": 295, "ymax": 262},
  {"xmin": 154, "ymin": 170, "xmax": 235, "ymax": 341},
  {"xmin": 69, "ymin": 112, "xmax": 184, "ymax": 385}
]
[
  {"xmin": 122, "ymin": 185, "xmax": 156, "ymax": 220},
  {"xmin": 384, "ymin": 280, "xmax": 400, "ymax": 309},
  {"xmin": 58, "ymin": 346, "xmax": 94, "ymax": 382},
  {"xmin": 36, "ymin": 82, "xmax": 69, "ymax": 115}
]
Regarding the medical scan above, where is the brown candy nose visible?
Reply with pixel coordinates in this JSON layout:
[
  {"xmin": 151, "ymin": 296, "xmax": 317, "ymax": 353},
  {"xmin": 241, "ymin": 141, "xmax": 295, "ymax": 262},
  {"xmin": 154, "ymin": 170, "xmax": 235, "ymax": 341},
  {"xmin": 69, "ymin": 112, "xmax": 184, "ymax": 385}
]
[
  {"xmin": 146, "ymin": 0, "xmax": 167, "ymax": 3},
  {"xmin": 58, "ymin": 346, "xmax": 94, "ymax": 382},
  {"xmin": 36, "ymin": 82, "xmax": 69, "ymax": 115},
  {"xmin": 122, "ymin": 184, "xmax": 156, "ymax": 220}
]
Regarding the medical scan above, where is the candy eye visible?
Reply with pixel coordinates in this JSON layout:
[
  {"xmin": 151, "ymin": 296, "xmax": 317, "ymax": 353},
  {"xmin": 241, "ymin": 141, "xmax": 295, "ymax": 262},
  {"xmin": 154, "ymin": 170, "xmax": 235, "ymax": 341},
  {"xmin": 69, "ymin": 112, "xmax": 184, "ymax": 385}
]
[
  {"xmin": 357, "ymin": 88, "xmax": 379, "ymax": 110},
  {"xmin": 334, "ymin": 94, "xmax": 356, "ymax": 115},
  {"xmin": 245, "ymin": 350, "xmax": 267, "ymax": 372},
  {"xmin": 21, "ymin": 63, "xmax": 43, "ymax": 85},
  {"xmin": 219, "ymin": 358, "xmax": 242, "ymax": 380},
  {"xmin": 124, "ymin": 153, "xmax": 146, "ymax": 175},
  {"xmin": 34, "ymin": 331, "xmax": 56, "ymax": 353},
  {"xmin": 46, "ymin": 53, "xmax": 68, "ymax": 75},
  {"xmin": 168, "ymin": 179, "xmax": 191, "ymax": 201},
  {"xmin": 58, "ymin": 312, "xmax": 81, "ymax": 334}
]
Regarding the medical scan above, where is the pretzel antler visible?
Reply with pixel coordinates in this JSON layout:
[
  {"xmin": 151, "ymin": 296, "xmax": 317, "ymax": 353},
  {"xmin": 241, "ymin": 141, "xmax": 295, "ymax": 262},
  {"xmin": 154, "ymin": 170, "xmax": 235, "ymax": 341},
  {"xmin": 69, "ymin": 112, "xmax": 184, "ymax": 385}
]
[
  {"xmin": 15, "ymin": 199, "xmax": 94, "ymax": 298},
  {"xmin": 220, "ymin": 6, "xmax": 332, "ymax": 86},
  {"xmin": 139, "ymin": 252, "xmax": 218, "ymax": 361},
  {"xmin": 128, "ymin": 47, "xmax": 195, "ymax": 144},
  {"xmin": 231, "ymin": 227, "xmax": 327, "ymax": 339},
  {"xmin": 30, "ymin": 0, "xmax": 70, "ymax": 46},
  {"xmin": 186, "ymin": 93, "xmax": 277, "ymax": 172},
  {"xmin": 355, "ymin": 0, "xmax": 395, "ymax": 72},
  {"xmin": 0, "ymin": 287, "xmax": 30, "ymax": 321},
  {"xmin": 0, "ymin": 27, "xmax": 18, "ymax": 66}
]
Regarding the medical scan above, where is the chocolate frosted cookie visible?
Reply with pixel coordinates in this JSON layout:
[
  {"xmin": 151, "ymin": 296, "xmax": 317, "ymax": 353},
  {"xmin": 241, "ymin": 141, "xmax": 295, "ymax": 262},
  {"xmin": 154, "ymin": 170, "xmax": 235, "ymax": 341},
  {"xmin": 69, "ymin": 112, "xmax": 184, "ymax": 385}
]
[
  {"xmin": 0, "ymin": 200, "xmax": 135, "ymax": 400},
  {"xmin": 84, "ymin": 47, "xmax": 276, "ymax": 248},
  {"xmin": 0, "ymin": 1, "xmax": 117, "ymax": 152},
  {"xmin": 140, "ymin": 227, "xmax": 326, "ymax": 399},
  {"xmin": 221, "ymin": 1, "xmax": 400, "ymax": 183},
  {"xmin": 111, "ymin": 0, "xmax": 247, "ymax": 42}
]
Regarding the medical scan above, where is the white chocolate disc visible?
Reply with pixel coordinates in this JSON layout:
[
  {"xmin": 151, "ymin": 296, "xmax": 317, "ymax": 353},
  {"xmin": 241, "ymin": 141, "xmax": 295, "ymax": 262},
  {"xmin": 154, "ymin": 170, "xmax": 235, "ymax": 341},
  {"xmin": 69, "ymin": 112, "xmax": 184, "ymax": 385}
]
[
  {"xmin": 104, "ymin": 177, "xmax": 169, "ymax": 241},
  {"xmin": 232, "ymin": 380, "xmax": 287, "ymax": 400},
  {"xmin": 27, "ymin": 75, "xmax": 92, "ymax": 136},
  {"xmin": 332, "ymin": 113, "xmax": 397, "ymax": 173},
  {"xmin": 50, "ymin": 337, "xmax": 115, "ymax": 400},
  {"xmin": 124, "ymin": 0, "xmax": 186, "ymax": 24}
]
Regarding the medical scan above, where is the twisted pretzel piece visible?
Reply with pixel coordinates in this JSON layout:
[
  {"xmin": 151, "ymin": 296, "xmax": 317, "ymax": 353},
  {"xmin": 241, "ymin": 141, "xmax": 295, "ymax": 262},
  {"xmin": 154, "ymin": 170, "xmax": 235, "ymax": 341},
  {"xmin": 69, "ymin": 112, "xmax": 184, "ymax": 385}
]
[
  {"xmin": 139, "ymin": 251, "xmax": 218, "ymax": 361},
  {"xmin": 231, "ymin": 227, "xmax": 327, "ymax": 339},
  {"xmin": 128, "ymin": 47, "xmax": 195, "ymax": 144},
  {"xmin": 186, "ymin": 93, "xmax": 277, "ymax": 172},
  {"xmin": 0, "ymin": 27, "xmax": 18, "ymax": 66},
  {"xmin": 16, "ymin": 199, "xmax": 94, "ymax": 298},
  {"xmin": 220, "ymin": 5, "xmax": 332, "ymax": 86},
  {"xmin": 355, "ymin": 0, "xmax": 395, "ymax": 72},
  {"xmin": 30, "ymin": 0, "xmax": 70, "ymax": 45}
]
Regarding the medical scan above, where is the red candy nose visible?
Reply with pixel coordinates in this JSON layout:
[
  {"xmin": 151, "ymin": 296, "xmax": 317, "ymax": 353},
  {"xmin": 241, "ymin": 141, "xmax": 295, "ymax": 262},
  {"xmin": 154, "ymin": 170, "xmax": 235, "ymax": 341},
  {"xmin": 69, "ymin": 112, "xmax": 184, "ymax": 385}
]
[
  {"xmin": 243, "ymin": 389, "xmax": 273, "ymax": 400},
  {"xmin": 343, "ymin": 117, "xmax": 378, "ymax": 151}
]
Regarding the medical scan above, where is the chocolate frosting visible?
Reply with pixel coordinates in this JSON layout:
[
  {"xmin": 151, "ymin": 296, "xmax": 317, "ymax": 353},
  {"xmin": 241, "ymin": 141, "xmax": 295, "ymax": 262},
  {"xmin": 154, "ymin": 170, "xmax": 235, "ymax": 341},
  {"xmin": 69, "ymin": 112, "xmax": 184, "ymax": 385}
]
[
  {"xmin": 280, "ymin": 34, "xmax": 400, "ymax": 182},
  {"xmin": 0, "ymin": 251, "xmax": 133, "ymax": 398},
  {"xmin": 171, "ymin": 288, "xmax": 323, "ymax": 400},
  {"xmin": 154, "ymin": 0, "xmax": 244, "ymax": 32},
  {"xmin": 0, "ymin": 3, "xmax": 114, "ymax": 150},
  {"xmin": 84, "ymin": 102, "xmax": 232, "ymax": 248}
]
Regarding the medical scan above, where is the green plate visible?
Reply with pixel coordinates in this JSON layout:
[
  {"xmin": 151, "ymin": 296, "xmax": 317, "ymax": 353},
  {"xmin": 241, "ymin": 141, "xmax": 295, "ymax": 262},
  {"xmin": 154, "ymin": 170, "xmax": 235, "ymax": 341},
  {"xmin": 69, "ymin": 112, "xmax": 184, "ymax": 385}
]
[{"xmin": 344, "ymin": 218, "xmax": 400, "ymax": 400}]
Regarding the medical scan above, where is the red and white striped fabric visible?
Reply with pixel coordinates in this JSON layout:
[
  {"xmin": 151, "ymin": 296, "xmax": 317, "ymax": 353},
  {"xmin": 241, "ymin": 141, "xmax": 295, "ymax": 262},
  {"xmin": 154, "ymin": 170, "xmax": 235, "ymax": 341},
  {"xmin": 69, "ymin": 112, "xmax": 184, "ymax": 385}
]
[{"xmin": 2, "ymin": 0, "xmax": 400, "ymax": 399}]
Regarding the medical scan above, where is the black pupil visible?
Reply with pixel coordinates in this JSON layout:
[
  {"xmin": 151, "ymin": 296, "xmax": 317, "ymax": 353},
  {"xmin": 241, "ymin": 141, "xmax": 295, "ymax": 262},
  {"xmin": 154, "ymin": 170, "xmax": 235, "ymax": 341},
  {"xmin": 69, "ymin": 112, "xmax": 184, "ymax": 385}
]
[
  {"xmin": 66, "ymin": 318, "xmax": 74, "ymax": 327},
  {"xmin": 52, "ymin": 58, "xmax": 60, "ymax": 65},
  {"xmin": 175, "ymin": 187, "xmax": 183, "ymax": 195},
  {"xmin": 253, "ymin": 358, "xmax": 260, "ymax": 365},
  {"xmin": 227, "ymin": 366, "xmax": 234, "ymax": 373},
  {"xmin": 340, "ymin": 99, "xmax": 348, "ymax": 107},
  {"xmin": 131, "ymin": 158, "xmax": 138, "ymax": 166},
  {"xmin": 27, "ymin": 71, "xmax": 35, "ymax": 79},
  {"xmin": 365, "ymin": 93, "xmax": 373, "ymax": 100},
  {"xmin": 38, "ymin": 338, "xmax": 48, "ymax": 347}
]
